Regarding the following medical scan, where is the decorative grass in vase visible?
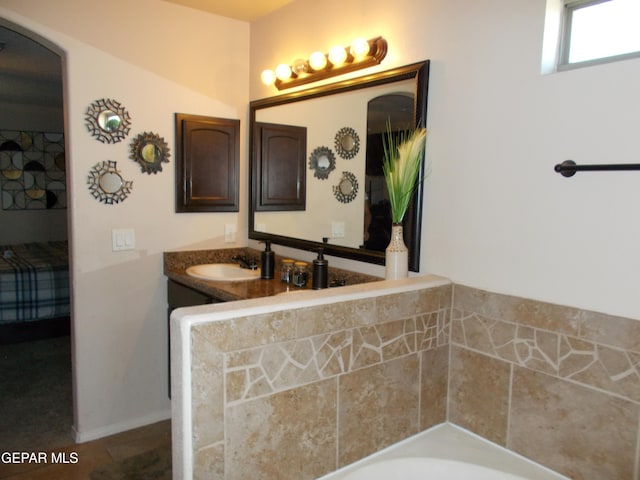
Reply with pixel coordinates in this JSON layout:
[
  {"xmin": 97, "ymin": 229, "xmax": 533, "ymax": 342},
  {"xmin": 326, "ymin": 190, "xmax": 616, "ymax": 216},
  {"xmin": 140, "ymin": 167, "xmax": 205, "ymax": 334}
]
[{"xmin": 382, "ymin": 122, "xmax": 427, "ymax": 279}]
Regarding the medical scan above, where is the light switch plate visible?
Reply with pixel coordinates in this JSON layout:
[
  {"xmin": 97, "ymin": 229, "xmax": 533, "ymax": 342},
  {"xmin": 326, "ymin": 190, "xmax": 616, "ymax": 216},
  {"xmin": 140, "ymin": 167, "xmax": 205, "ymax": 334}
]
[{"xmin": 112, "ymin": 228, "xmax": 135, "ymax": 251}]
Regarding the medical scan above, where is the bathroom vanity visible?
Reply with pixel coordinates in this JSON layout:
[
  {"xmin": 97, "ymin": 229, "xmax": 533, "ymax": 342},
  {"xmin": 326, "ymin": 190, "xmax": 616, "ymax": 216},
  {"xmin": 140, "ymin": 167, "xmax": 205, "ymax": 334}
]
[
  {"xmin": 163, "ymin": 247, "xmax": 382, "ymax": 395},
  {"xmin": 164, "ymin": 247, "xmax": 381, "ymax": 305}
]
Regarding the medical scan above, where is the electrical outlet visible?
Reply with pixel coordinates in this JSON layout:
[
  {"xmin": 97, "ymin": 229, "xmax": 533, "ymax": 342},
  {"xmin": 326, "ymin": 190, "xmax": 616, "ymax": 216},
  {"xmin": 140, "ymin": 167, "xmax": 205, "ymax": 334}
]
[
  {"xmin": 331, "ymin": 221, "xmax": 345, "ymax": 238},
  {"xmin": 224, "ymin": 224, "xmax": 236, "ymax": 243}
]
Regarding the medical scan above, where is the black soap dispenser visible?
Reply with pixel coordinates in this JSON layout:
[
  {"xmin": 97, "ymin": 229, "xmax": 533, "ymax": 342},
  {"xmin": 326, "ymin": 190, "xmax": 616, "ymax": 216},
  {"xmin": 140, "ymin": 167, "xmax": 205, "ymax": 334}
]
[
  {"xmin": 261, "ymin": 241, "xmax": 274, "ymax": 279},
  {"xmin": 312, "ymin": 247, "xmax": 328, "ymax": 290}
]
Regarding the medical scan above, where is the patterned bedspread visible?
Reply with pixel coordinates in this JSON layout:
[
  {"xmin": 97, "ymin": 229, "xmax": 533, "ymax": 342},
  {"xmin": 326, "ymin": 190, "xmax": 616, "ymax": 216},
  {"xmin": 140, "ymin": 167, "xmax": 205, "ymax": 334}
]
[{"xmin": 0, "ymin": 241, "xmax": 70, "ymax": 324}]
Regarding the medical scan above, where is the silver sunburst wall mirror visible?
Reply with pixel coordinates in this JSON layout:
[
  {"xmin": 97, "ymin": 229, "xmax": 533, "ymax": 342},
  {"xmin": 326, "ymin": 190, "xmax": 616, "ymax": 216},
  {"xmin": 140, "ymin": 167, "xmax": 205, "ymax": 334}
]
[
  {"xmin": 85, "ymin": 98, "xmax": 132, "ymax": 144},
  {"xmin": 334, "ymin": 127, "xmax": 360, "ymax": 159},
  {"xmin": 87, "ymin": 160, "xmax": 133, "ymax": 204},
  {"xmin": 129, "ymin": 132, "xmax": 170, "ymax": 174},
  {"xmin": 333, "ymin": 171, "xmax": 359, "ymax": 203},
  {"xmin": 308, "ymin": 146, "xmax": 336, "ymax": 180}
]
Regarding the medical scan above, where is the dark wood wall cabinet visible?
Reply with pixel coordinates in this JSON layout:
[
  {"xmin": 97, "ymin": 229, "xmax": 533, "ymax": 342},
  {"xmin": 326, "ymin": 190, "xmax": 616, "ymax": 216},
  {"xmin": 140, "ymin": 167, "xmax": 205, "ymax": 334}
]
[
  {"xmin": 253, "ymin": 122, "xmax": 306, "ymax": 211},
  {"xmin": 175, "ymin": 113, "xmax": 240, "ymax": 212}
]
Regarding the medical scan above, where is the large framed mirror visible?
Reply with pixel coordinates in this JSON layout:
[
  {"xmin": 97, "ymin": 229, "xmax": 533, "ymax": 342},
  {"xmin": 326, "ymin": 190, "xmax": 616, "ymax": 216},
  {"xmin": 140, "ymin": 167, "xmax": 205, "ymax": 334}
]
[{"xmin": 249, "ymin": 61, "xmax": 429, "ymax": 271}]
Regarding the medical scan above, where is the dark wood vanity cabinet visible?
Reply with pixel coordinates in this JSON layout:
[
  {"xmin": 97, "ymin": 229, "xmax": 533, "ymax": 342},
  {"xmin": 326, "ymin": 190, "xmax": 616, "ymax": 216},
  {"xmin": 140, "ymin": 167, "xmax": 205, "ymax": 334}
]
[
  {"xmin": 167, "ymin": 279, "xmax": 217, "ymax": 310},
  {"xmin": 167, "ymin": 280, "xmax": 221, "ymax": 396},
  {"xmin": 175, "ymin": 113, "xmax": 240, "ymax": 212},
  {"xmin": 253, "ymin": 122, "xmax": 306, "ymax": 211}
]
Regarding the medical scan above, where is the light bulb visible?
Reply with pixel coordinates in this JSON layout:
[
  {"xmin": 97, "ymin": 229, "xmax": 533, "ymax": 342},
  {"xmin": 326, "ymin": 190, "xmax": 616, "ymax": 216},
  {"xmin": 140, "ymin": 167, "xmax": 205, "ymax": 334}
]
[
  {"xmin": 292, "ymin": 58, "xmax": 308, "ymax": 76},
  {"xmin": 275, "ymin": 63, "xmax": 292, "ymax": 81},
  {"xmin": 308, "ymin": 51, "xmax": 327, "ymax": 71},
  {"xmin": 328, "ymin": 45, "xmax": 348, "ymax": 66},
  {"xmin": 350, "ymin": 38, "xmax": 370, "ymax": 59},
  {"xmin": 260, "ymin": 69, "xmax": 276, "ymax": 85}
]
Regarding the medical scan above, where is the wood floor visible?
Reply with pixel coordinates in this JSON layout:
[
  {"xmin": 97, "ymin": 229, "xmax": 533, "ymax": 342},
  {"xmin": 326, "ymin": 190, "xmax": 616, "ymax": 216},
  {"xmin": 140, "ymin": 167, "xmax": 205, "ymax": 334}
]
[
  {"xmin": 0, "ymin": 336, "xmax": 171, "ymax": 479},
  {"xmin": 0, "ymin": 420, "xmax": 171, "ymax": 480}
]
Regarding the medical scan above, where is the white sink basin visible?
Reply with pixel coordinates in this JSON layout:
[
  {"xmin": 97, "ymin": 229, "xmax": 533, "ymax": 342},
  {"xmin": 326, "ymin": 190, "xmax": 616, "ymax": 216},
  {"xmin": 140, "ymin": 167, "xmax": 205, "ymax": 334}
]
[{"xmin": 186, "ymin": 263, "xmax": 261, "ymax": 282}]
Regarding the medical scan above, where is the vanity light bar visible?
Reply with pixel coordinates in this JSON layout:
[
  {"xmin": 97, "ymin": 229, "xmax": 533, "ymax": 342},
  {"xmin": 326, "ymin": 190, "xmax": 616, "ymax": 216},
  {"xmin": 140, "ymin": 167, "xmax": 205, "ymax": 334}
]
[{"xmin": 262, "ymin": 36, "xmax": 388, "ymax": 91}]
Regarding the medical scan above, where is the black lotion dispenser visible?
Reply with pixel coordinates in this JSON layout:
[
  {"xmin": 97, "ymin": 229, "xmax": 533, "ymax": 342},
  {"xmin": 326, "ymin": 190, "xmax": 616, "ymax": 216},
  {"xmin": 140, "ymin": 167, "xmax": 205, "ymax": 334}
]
[
  {"xmin": 260, "ymin": 240, "xmax": 274, "ymax": 279},
  {"xmin": 312, "ymin": 246, "xmax": 328, "ymax": 289}
]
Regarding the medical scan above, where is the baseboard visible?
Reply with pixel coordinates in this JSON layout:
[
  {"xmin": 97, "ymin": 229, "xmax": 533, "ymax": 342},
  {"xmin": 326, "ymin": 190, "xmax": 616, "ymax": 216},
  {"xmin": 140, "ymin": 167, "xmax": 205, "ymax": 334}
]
[{"xmin": 72, "ymin": 408, "xmax": 172, "ymax": 443}]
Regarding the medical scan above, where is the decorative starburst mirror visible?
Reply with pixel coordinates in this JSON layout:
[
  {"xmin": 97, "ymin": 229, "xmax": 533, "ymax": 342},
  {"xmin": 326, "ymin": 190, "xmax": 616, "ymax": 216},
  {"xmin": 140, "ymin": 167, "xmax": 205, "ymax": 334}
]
[
  {"xmin": 333, "ymin": 171, "xmax": 359, "ymax": 203},
  {"xmin": 85, "ymin": 98, "xmax": 132, "ymax": 144},
  {"xmin": 334, "ymin": 127, "xmax": 360, "ymax": 159},
  {"xmin": 87, "ymin": 160, "xmax": 133, "ymax": 204},
  {"xmin": 308, "ymin": 146, "xmax": 336, "ymax": 180},
  {"xmin": 129, "ymin": 132, "xmax": 170, "ymax": 174}
]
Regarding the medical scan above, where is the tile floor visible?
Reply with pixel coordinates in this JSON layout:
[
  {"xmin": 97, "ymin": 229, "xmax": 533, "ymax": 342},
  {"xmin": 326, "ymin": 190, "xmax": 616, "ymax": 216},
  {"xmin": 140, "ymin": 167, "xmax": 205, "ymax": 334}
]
[
  {"xmin": 0, "ymin": 420, "xmax": 171, "ymax": 480},
  {"xmin": 1, "ymin": 336, "xmax": 171, "ymax": 479}
]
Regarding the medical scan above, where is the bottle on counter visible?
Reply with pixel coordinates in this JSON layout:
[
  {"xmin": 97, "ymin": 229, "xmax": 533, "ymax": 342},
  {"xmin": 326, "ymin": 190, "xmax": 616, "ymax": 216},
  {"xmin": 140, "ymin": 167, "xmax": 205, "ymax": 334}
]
[
  {"xmin": 280, "ymin": 259, "xmax": 294, "ymax": 284},
  {"xmin": 292, "ymin": 261, "xmax": 308, "ymax": 287},
  {"xmin": 260, "ymin": 241, "xmax": 275, "ymax": 279},
  {"xmin": 312, "ymin": 248, "xmax": 328, "ymax": 289}
]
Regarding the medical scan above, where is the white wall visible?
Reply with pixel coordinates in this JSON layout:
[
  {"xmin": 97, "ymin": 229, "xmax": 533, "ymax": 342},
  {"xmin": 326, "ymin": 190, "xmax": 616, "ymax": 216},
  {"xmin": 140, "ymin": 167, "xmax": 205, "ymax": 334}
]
[
  {"xmin": 251, "ymin": 0, "xmax": 640, "ymax": 321},
  {"xmin": 0, "ymin": 0, "xmax": 250, "ymax": 440}
]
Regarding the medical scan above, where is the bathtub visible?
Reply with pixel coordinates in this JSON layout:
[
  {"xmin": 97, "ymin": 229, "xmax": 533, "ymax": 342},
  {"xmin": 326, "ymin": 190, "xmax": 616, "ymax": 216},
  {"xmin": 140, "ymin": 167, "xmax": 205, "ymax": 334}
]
[{"xmin": 318, "ymin": 423, "xmax": 569, "ymax": 480}]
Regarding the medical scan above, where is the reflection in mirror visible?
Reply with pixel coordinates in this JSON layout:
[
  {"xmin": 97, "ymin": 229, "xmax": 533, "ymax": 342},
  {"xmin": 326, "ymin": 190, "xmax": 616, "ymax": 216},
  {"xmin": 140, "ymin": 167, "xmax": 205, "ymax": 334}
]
[
  {"xmin": 99, "ymin": 172, "xmax": 123, "ymax": 193},
  {"xmin": 335, "ymin": 127, "xmax": 360, "ymax": 159},
  {"xmin": 362, "ymin": 93, "xmax": 415, "ymax": 251},
  {"xmin": 249, "ymin": 61, "xmax": 429, "ymax": 270},
  {"xmin": 318, "ymin": 156, "xmax": 331, "ymax": 169},
  {"xmin": 129, "ymin": 131, "xmax": 170, "ymax": 174},
  {"xmin": 333, "ymin": 171, "xmax": 358, "ymax": 203},
  {"xmin": 85, "ymin": 98, "xmax": 132, "ymax": 144},
  {"xmin": 142, "ymin": 144, "xmax": 158, "ymax": 162},
  {"xmin": 87, "ymin": 160, "xmax": 133, "ymax": 204},
  {"xmin": 98, "ymin": 110, "xmax": 121, "ymax": 132},
  {"xmin": 308, "ymin": 146, "xmax": 336, "ymax": 179}
]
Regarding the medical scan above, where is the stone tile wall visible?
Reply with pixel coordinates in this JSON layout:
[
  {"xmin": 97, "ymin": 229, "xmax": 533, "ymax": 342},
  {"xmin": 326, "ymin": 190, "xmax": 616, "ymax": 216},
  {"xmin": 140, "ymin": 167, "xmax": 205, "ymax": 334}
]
[
  {"xmin": 186, "ymin": 281, "xmax": 640, "ymax": 479},
  {"xmin": 189, "ymin": 284, "xmax": 452, "ymax": 480},
  {"xmin": 451, "ymin": 284, "xmax": 640, "ymax": 480}
]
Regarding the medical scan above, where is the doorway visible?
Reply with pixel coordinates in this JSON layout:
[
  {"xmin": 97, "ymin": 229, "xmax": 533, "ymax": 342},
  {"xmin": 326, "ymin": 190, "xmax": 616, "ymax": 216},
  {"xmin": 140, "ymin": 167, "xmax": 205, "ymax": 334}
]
[{"xmin": 0, "ymin": 20, "xmax": 74, "ymax": 452}]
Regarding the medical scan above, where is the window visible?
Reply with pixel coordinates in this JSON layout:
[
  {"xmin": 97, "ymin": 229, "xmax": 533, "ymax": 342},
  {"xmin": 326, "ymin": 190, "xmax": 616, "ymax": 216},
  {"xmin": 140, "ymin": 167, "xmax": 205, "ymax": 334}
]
[{"xmin": 559, "ymin": 0, "xmax": 640, "ymax": 69}]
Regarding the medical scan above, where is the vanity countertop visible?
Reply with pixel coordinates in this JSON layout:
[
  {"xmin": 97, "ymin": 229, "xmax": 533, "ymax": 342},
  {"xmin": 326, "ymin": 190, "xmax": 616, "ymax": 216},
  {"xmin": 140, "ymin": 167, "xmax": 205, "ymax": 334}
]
[{"xmin": 163, "ymin": 247, "xmax": 382, "ymax": 302}]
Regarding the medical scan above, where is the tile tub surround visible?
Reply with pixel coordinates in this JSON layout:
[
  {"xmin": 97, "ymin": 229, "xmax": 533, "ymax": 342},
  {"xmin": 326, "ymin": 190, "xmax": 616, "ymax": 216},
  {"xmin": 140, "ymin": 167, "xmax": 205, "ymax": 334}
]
[
  {"xmin": 173, "ymin": 278, "xmax": 640, "ymax": 480},
  {"xmin": 451, "ymin": 285, "xmax": 640, "ymax": 480},
  {"xmin": 170, "ymin": 275, "xmax": 452, "ymax": 480},
  {"xmin": 164, "ymin": 248, "xmax": 382, "ymax": 302}
]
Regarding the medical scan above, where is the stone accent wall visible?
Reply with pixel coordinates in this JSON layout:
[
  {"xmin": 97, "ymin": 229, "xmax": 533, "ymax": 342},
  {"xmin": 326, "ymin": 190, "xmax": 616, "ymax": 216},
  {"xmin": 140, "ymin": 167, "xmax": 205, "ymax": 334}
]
[
  {"xmin": 184, "ymin": 281, "xmax": 640, "ymax": 480},
  {"xmin": 451, "ymin": 285, "xmax": 640, "ymax": 480},
  {"xmin": 188, "ymin": 284, "xmax": 452, "ymax": 479}
]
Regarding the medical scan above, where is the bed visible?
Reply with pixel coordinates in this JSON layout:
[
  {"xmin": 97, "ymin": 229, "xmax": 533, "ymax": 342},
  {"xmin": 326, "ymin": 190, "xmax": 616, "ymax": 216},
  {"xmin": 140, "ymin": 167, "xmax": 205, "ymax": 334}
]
[{"xmin": 0, "ymin": 241, "xmax": 70, "ymax": 343}]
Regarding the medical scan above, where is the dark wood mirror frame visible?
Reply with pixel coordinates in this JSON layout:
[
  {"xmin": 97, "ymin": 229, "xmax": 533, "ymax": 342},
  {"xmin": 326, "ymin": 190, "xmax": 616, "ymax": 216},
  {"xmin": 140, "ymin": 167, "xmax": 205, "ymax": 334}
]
[{"xmin": 249, "ymin": 61, "xmax": 429, "ymax": 270}]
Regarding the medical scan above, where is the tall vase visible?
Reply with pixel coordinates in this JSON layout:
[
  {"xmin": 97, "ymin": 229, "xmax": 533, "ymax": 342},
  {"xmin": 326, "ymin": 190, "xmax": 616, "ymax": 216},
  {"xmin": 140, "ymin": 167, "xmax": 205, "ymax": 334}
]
[{"xmin": 385, "ymin": 223, "xmax": 408, "ymax": 279}]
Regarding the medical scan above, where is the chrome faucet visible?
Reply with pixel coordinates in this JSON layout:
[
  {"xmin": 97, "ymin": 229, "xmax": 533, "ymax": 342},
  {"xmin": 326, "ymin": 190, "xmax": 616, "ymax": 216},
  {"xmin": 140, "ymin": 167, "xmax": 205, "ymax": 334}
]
[{"xmin": 231, "ymin": 255, "xmax": 258, "ymax": 270}]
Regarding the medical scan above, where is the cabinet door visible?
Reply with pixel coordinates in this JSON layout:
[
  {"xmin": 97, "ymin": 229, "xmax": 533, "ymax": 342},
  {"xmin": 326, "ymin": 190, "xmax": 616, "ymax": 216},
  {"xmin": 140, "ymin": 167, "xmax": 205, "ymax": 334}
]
[
  {"xmin": 167, "ymin": 279, "xmax": 215, "ymax": 309},
  {"xmin": 253, "ymin": 122, "xmax": 306, "ymax": 211},
  {"xmin": 175, "ymin": 114, "xmax": 239, "ymax": 212},
  {"xmin": 167, "ymin": 279, "xmax": 218, "ymax": 397}
]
